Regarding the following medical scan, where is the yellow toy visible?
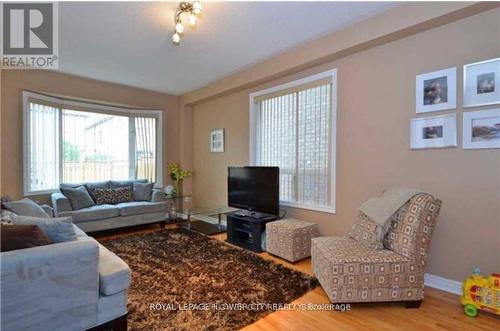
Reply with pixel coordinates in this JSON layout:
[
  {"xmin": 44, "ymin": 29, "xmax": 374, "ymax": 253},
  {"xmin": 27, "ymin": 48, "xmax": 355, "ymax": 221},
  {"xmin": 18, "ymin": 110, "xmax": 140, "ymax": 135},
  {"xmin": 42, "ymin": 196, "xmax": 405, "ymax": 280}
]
[{"xmin": 461, "ymin": 267, "xmax": 500, "ymax": 317}]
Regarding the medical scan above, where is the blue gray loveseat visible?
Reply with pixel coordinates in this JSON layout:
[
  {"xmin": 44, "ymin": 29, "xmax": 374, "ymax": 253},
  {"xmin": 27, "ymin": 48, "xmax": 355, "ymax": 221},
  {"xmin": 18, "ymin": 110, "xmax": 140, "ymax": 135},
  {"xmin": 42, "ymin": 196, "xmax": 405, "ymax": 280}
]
[{"xmin": 51, "ymin": 179, "xmax": 167, "ymax": 233}]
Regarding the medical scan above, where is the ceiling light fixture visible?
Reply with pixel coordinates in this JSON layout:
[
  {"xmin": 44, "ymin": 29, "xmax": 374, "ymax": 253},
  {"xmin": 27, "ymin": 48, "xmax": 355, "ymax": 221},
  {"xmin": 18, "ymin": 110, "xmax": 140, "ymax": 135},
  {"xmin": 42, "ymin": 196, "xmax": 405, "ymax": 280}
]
[{"xmin": 172, "ymin": 1, "xmax": 202, "ymax": 45}]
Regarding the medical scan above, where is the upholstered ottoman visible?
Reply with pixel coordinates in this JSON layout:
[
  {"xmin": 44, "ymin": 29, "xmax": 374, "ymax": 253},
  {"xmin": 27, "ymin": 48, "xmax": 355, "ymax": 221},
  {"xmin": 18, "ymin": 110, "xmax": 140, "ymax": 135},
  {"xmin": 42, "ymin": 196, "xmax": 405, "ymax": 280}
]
[{"xmin": 266, "ymin": 219, "xmax": 320, "ymax": 262}]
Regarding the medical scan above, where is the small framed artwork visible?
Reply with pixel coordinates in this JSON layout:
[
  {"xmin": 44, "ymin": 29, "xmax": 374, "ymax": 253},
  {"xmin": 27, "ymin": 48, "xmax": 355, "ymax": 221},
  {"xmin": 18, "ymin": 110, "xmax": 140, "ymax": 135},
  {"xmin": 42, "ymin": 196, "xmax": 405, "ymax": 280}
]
[
  {"xmin": 463, "ymin": 109, "xmax": 500, "ymax": 149},
  {"xmin": 410, "ymin": 114, "xmax": 457, "ymax": 149},
  {"xmin": 209, "ymin": 128, "xmax": 224, "ymax": 153},
  {"xmin": 415, "ymin": 67, "xmax": 457, "ymax": 113},
  {"xmin": 463, "ymin": 58, "xmax": 500, "ymax": 108}
]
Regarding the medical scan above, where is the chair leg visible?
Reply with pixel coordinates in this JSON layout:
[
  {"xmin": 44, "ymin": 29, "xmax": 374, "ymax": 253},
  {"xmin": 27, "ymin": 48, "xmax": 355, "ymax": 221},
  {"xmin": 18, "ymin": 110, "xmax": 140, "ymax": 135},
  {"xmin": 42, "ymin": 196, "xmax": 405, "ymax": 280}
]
[
  {"xmin": 405, "ymin": 300, "xmax": 422, "ymax": 309},
  {"xmin": 112, "ymin": 314, "xmax": 127, "ymax": 331}
]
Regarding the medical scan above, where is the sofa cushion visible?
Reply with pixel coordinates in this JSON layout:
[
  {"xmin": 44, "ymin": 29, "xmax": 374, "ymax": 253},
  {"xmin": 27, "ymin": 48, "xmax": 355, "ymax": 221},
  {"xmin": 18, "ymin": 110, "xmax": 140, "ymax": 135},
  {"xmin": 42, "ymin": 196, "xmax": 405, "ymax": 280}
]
[
  {"xmin": 11, "ymin": 215, "xmax": 77, "ymax": 243},
  {"xmin": 109, "ymin": 179, "xmax": 147, "ymax": 189},
  {"xmin": 59, "ymin": 204, "xmax": 120, "ymax": 222},
  {"xmin": 116, "ymin": 201, "xmax": 166, "ymax": 216},
  {"xmin": 0, "ymin": 224, "xmax": 52, "ymax": 252},
  {"xmin": 2, "ymin": 198, "xmax": 50, "ymax": 218},
  {"xmin": 60, "ymin": 186, "xmax": 95, "ymax": 210},
  {"xmin": 97, "ymin": 244, "xmax": 131, "ymax": 296}
]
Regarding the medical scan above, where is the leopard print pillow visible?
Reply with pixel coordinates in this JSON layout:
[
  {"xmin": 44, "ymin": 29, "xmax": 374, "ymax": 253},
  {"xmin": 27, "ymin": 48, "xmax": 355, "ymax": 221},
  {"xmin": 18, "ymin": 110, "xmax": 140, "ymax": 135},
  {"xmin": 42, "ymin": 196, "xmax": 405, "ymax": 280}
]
[
  {"xmin": 348, "ymin": 211, "xmax": 384, "ymax": 249},
  {"xmin": 92, "ymin": 187, "xmax": 133, "ymax": 205}
]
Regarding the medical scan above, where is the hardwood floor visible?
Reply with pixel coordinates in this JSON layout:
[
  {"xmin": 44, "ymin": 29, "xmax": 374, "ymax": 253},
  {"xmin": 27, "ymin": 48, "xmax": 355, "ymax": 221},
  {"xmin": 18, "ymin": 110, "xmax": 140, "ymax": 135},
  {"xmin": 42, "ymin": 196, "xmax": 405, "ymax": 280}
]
[{"xmin": 95, "ymin": 224, "xmax": 500, "ymax": 331}]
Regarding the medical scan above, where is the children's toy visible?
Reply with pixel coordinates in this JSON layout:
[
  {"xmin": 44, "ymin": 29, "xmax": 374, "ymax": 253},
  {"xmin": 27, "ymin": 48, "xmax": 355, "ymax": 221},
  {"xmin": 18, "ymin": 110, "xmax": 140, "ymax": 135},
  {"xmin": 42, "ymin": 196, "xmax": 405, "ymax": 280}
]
[{"xmin": 461, "ymin": 267, "xmax": 500, "ymax": 317}]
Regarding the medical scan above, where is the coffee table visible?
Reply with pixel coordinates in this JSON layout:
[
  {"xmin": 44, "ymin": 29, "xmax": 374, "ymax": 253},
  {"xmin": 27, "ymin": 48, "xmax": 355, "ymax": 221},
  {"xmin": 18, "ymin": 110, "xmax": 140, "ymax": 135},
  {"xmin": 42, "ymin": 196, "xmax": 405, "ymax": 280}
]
[{"xmin": 176, "ymin": 206, "xmax": 239, "ymax": 235}]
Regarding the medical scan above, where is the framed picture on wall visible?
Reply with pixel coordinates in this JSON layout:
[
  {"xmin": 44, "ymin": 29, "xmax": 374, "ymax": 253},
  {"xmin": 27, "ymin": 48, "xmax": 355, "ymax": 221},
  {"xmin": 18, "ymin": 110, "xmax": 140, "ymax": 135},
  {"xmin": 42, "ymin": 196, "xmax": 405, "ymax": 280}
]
[
  {"xmin": 410, "ymin": 114, "xmax": 457, "ymax": 149},
  {"xmin": 463, "ymin": 58, "xmax": 500, "ymax": 108},
  {"xmin": 463, "ymin": 109, "xmax": 500, "ymax": 149},
  {"xmin": 415, "ymin": 67, "xmax": 457, "ymax": 113},
  {"xmin": 209, "ymin": 128, "xmax": 225, "ymax": 153}
]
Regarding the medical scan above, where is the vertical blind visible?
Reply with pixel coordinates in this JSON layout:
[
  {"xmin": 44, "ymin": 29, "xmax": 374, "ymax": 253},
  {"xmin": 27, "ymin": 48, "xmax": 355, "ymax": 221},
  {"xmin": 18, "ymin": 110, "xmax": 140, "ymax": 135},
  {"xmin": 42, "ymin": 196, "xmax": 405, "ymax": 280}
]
[
  {"xmin": 135, "ymin": 117, "xmax": 157, "ymax": 183},
  {"xmin": 28, "ymin": 103, "xmax": 59, "ymax": 192},
  {"xmin": 255, "ymin": 82, "xmax": 332, "ymax": 208},
  {"xmin": 25, "ymin": 93, "xmax": 161, "ymax": 194}
]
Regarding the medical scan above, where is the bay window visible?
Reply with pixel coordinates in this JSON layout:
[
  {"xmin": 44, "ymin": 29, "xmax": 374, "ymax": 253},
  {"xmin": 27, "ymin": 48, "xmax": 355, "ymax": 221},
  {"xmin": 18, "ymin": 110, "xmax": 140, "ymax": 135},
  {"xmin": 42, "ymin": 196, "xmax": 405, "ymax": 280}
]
[{"xmin": 23, "ymin": 91, "xmax": 163, "ymax": 195}]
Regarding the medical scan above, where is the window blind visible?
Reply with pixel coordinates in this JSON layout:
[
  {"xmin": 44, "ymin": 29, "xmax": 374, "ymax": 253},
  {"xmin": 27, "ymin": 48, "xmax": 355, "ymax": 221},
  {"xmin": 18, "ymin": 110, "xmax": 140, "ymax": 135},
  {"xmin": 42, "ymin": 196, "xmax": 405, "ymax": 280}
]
[
  {"xmin": 23, "ymin": 91, "xmax": 162, "ymax": 195},
  {"xmin": 135, "ymin": 117, "xmax": 157, "ymax": 183},
  {"xmin": 255, "ymin": 82, "xmax": 332, "ymax": 208},
  {"xmin": 28, "ymin": 102, "xmax": 60, "ymax": 193}
]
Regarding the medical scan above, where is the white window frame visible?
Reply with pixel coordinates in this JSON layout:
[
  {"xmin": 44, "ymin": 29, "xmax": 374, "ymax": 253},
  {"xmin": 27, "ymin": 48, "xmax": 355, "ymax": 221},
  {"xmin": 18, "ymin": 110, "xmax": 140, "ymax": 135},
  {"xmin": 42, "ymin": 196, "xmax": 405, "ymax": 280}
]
[
  {"xmin": 23, "ymin": 91, "xmax": 164, "ymax": 196},
  {"xmin": 249, "ymin": 69, "xmax": 337, "ymax": 214}
]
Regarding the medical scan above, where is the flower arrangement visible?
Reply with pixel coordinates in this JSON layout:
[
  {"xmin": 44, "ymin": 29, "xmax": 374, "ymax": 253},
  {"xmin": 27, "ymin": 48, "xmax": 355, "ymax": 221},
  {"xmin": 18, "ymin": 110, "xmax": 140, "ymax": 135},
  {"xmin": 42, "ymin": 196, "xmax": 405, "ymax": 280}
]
[{"xmin": 167, "ymin": 162, "xmax": 192, "ymax": 195}]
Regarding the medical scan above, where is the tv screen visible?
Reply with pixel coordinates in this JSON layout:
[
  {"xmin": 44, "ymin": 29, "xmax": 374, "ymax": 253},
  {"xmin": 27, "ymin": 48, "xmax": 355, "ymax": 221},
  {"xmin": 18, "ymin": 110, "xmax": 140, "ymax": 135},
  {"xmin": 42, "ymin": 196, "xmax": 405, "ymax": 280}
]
[{"xmin": 228, "ymin": 166, "xmax": 279, "ymax": 216}]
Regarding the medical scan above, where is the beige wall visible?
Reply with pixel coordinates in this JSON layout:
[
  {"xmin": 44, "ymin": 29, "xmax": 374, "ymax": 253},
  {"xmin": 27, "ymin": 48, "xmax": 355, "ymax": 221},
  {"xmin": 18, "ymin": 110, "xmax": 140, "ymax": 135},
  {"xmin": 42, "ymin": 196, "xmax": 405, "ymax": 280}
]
[
  {"xmin": 190, "ymin": 9, "xmax": 500, "ymax": 281},
  {"xmin": 0, "ymin": 70, "xmax": 180, "ymax": 202}
]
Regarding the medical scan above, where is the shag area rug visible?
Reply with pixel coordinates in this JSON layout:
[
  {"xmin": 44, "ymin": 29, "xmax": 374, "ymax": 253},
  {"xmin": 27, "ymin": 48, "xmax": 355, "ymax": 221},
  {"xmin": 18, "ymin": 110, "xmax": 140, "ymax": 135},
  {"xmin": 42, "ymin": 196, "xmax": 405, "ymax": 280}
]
[{"xmin": 100, "ymin": 229, "xmax": 317, "ymax": 331}]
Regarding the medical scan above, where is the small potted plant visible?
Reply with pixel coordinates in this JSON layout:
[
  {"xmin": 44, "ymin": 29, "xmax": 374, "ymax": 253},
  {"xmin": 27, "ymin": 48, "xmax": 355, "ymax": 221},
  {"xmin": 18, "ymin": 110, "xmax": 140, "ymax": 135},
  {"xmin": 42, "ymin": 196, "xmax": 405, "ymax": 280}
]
[{"xmin": 167, "ymin": 162, "xmax": 192, "ymax": 196}]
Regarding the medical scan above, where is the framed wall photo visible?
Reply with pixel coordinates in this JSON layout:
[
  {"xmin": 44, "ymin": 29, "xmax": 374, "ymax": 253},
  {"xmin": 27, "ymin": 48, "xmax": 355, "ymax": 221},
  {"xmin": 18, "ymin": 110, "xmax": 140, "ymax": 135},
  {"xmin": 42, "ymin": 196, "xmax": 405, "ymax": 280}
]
[
  {"xmin": 463, "ymin": 109, "xmax": 500, "ymax": 149},
  {"xmin": 463, "ymin": 58, "xmax": 500, "ymax": 108},
  {"xmin": 415, "ymin": 67, "xmax": 457, "ymax": 113},
  {"xmin": 410, "ymin": 114, "xmax": 457, "ymax": 149},
  {"xmin": 209, "ymin": 128, "xmax": 224, "ymax": 153}
]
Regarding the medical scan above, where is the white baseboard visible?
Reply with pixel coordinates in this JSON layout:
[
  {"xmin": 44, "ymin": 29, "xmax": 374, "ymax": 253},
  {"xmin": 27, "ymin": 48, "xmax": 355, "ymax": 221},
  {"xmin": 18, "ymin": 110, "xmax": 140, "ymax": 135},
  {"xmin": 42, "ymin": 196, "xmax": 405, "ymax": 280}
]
[{"xmin": 424, "ymin": 273, "xmax": 462, "ymax": 295}]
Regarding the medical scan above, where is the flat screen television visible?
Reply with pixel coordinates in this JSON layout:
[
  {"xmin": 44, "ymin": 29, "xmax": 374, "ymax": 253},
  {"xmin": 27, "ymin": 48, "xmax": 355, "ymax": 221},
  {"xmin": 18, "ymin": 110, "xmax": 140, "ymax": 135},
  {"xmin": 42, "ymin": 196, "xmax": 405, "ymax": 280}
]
[{"xmin": 228, "ymin": 166, "xmax": 279, "ymax": 216}]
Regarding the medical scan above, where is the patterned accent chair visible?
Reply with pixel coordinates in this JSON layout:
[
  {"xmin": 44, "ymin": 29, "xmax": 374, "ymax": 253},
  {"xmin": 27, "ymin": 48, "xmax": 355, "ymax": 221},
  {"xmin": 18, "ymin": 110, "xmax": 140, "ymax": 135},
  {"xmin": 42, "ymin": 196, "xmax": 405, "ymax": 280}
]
[{"xmin": 311, "ymin": 193, "xmax": 441, "ymax": 307}]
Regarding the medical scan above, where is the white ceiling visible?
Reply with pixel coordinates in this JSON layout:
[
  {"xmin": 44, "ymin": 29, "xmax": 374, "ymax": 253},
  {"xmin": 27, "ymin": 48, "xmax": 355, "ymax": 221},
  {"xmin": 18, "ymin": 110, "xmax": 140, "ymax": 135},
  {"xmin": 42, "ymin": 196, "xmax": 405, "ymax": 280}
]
[{"xmin": 59, "ymin": 1, "xmax": 398, "ymax": 95}]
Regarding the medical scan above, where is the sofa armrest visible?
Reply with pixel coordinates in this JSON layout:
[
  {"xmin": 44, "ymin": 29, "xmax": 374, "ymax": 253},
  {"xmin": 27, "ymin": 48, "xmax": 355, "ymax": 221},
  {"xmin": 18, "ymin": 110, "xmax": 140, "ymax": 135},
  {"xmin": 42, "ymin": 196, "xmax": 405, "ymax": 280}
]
[
  {"xmin": 0, "ymin": 240, "xmax": 100, "ymax": 330},
  {"xmin": 151, "ymin": 188, "xmax": 165, "ymax": 202},
  {"xmin": 51, "ymin": 192, "xmax": 72, "ymax": 215}
]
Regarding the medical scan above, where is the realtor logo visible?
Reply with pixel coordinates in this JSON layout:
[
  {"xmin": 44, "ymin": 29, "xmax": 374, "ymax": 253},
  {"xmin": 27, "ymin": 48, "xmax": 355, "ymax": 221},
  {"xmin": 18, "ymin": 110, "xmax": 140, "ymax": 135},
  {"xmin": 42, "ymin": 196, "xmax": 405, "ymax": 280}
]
[{"xmin": 1, "ymin": 2, "xmax": 58, "ymax": 69}]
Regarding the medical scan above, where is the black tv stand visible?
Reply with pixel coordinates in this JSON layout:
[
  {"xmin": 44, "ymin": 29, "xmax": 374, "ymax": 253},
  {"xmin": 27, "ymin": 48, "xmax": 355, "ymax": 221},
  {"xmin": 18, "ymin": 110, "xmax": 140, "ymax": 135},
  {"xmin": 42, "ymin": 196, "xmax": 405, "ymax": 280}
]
[
  {"xmin": 233, "ymin": 210, "xmax": 269, "ymax": 220},
  {"xmin": 226, "ymin": 211, "xmax": 278, "ymax": 253}
]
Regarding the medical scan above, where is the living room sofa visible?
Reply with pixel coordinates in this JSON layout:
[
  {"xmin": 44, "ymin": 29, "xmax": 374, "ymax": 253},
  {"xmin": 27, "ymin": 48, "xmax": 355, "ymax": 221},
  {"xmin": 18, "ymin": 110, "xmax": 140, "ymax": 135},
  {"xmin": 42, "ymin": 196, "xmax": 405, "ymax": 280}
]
[
  {"xmin": 52, "ymin": 180, "xmax": 167, "ymax": 233},
  {"xmin": 1, "ymin": 213, "xmax": 130, "ymax": 331}
]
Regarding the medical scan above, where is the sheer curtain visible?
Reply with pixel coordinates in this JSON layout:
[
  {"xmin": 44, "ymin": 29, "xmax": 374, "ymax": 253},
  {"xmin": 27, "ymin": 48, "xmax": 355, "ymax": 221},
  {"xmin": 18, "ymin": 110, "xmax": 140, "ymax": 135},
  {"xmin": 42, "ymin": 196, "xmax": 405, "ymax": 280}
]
[
  {"xmin": 28, "ymin": 102, "xmax": 59, "ymax": 192},
  {"xmin": 256, "ymin": 82, "xmax": 332, "ymax": 208}
]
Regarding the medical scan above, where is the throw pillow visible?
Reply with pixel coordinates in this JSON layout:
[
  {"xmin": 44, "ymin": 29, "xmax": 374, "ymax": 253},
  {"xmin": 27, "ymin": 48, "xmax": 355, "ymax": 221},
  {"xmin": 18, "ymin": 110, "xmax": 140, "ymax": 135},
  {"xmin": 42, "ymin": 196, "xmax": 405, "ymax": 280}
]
[
  {"xmin": 12, "ymin": 215, "xmax": 77, "ymax": 243},
  {"xmin": 92, "ymin": 187, "xmax": 133, "ymax": 205},
  {"xmin": 2, "ymin": 198, "xmax": 50, "ymax": 218},
  {"xmin": 84, "ymin": 181, "xmax": 111, "ymax": 202},
  {"xmin": 348, "ymin": 211, "xmax": 384, "ymax": 250},
  {"xmin": 0, "ymin": 224, "xmax": 52, "ymax": 252},
  {"xmin": 133, "ymin": 182, "xmax": 154, "ymax": 201},
  {"xmin": 60, "ymin": 186, "xmax": 95, "ymax": 210},
  {"xmin": 1, "ymin": 209, "xmax": 16, "ymax": 224}
]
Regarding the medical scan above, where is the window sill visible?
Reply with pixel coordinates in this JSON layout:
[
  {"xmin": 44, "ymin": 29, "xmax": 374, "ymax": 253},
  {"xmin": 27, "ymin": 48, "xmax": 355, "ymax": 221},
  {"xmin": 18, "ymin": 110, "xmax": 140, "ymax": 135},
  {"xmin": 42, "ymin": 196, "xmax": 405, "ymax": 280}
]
[
  {"xmin": 24, "ymin": 189, "xmax": 59, "ymax": 197},
  {"xmin": 280, "ymin": 201, "xmax": 336, "ymax": 214}
]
